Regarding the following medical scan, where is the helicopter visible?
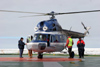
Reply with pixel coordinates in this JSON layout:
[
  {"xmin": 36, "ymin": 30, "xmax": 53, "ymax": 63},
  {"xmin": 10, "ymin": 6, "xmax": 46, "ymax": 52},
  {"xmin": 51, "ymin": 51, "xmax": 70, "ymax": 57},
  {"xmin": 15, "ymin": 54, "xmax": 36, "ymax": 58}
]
[{"xmin": 0, "ymin": 9, "xmax": 100, "ymax": 59}]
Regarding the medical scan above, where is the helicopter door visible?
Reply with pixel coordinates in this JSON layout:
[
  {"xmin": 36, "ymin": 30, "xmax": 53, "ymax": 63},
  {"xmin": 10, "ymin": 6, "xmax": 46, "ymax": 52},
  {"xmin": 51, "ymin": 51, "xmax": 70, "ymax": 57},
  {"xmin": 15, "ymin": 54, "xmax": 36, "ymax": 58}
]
[{"xmin": 50, "ymin": 35, "xmax": 64, "ymax": 51}]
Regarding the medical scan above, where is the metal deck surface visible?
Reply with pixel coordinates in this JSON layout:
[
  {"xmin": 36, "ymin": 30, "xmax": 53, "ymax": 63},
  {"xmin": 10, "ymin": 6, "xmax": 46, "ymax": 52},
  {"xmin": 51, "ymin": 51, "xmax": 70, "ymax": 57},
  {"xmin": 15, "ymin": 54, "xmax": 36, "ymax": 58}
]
[{"xmin": 0, "ymin": 55, "xmax": 100, "ymax": 67}]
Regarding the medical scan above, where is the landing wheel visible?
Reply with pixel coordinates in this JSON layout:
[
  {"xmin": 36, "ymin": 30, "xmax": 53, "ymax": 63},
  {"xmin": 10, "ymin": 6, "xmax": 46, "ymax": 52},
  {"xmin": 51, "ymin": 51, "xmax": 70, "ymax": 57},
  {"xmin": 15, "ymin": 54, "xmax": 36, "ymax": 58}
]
[{"xmin": 38, "ymin": 52, "xmax": 43, "ymax": 59}]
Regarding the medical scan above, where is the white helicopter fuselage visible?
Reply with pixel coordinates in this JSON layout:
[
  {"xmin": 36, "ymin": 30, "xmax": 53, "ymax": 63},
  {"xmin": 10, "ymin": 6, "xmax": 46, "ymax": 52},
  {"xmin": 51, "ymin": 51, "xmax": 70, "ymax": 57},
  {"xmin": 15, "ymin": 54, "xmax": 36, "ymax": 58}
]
[{"xmin": 26, "ymin": 32, "xmax": 67, "ymax": 53}]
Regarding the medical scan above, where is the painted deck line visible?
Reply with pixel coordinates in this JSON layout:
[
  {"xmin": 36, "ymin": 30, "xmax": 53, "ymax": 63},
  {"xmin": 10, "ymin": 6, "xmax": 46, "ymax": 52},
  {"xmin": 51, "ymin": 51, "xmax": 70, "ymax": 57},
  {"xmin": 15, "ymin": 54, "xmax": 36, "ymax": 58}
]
[{"xmin": 0, "ymin": 57, "xmax": 81, "ymax": 62}]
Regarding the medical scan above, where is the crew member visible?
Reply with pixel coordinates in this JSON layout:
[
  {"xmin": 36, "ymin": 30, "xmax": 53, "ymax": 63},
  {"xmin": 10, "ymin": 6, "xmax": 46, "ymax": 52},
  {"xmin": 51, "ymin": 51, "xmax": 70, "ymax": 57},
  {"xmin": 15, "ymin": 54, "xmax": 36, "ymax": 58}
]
[
  {"xmin": 27, "ymin": 35, "xmax": 33, "ymax": 58},
  {"xmin": 18, "ymin": 37, "xmax": 25, "ymax": 58},
  {"xmin": 47, "ymin": 34, "xmax": 50, "ymax": 47},
  {"xmin": 77, "ymin": 37, "xmax": 85, "ymax": 58},
  {"xmin": 65, "ymin": 36, "xmax": 74, "ymax": 58}
]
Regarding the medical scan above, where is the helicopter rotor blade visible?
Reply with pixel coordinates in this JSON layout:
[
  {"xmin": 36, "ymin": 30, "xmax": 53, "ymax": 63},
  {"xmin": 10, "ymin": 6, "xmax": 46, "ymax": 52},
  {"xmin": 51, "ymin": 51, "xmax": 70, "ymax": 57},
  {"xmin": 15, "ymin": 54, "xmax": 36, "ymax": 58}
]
[
  {"xmin": 81, "ymin": 22, "xmax": 87, "ymax": 30},
  {"xmin": 55, "ymin": 10, "xmax": 100, "ymax": 15},
  {"xmin": 81, "ymin": 22, "xmax": 89, "ymax": 34},
  {"xmin": 0, "ymin": 9, "xmax": 100, "ymax": 18},
  {"xmin": 19, "ymin": 14, "xmax": 48, "ymax": 18},
  {"xmin": 0, "ymin": 10, "xmax": 45, "ymax": 14},
  {"xmin": 0, "ymin": 9, "xmax": 100, "ymax": 15}
]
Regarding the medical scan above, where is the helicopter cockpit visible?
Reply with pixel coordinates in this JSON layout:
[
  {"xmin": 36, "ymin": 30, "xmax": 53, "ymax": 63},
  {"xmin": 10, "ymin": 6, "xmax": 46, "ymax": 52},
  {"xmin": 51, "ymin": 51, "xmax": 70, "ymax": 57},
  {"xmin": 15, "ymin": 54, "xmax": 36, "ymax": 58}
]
[
  {"xmin": 32, "ymin": 33, "xmax": 67, "ymax": 43},
  {"xmin": 32, "ymin": 34, "xmax": 48, "ymax": 42}
]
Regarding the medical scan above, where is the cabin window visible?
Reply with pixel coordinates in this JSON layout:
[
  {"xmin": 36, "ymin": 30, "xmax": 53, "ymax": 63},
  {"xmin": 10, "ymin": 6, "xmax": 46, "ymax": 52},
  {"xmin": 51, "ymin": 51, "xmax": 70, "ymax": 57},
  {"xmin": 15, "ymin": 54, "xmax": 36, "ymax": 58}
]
[
  {"xmin": 32, "ymin": 34, "xmax": 47, "ymax": 42},
  {"xmin": 51, "ymin": 35, "xmax": 60, "ymax": 42},
  {"xmin": 40, "ymin": 21, "xmax": 44, "ymax": 26},
  {"xmin": 59, "ymin": 35, "xmax": 63, "ymax": 42},
  {"xmin": 53, "ymin": 27, "xmax": 56, "ymax": 31},
  {"xmin": 51, "ymin": 35, "xmax": 67, "ymax": 43},
  {"xmin": 63, "ymin": 35, "xmax": 67, "ymax": 42},
  {"xmin": 52, "ymin": 23, "xmax": 55, "ymax": 27}
]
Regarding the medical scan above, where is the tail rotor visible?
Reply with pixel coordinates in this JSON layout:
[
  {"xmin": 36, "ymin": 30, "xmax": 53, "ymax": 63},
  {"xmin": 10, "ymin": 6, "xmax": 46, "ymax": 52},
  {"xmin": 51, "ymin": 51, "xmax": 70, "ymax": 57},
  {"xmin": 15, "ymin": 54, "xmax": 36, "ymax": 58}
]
[{"xmin": 81, "ymin": 22, "xmax": 91, "ymax": 35}]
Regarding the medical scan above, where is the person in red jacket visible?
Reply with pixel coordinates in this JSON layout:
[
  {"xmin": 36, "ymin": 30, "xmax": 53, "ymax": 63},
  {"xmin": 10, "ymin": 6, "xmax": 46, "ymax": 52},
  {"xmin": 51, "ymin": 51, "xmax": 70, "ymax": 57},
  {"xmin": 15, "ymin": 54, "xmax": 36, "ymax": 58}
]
[
  {"xmin": 77, "ymin": 37, "xmax": 85, "ymax": 58},
  {"xmin": 65, "ymin": 36, "xmax": 74, "ymax": 58}
]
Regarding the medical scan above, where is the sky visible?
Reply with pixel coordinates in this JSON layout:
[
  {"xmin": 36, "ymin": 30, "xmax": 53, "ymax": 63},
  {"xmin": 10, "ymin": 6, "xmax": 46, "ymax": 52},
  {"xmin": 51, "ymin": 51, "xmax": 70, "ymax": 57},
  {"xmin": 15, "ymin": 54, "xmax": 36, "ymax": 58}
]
[{"xmin": 0, "ymin": 0, "xmax": 100, "ymax": 49}]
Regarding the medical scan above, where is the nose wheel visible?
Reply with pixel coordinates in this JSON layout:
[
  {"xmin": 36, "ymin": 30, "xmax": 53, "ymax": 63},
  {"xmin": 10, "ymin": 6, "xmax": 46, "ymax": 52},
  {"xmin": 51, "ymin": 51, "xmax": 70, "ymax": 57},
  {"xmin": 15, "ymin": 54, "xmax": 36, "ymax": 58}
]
[{"xmin": 38, "ymin": 52, "xmax": 43, "ymax": 59}]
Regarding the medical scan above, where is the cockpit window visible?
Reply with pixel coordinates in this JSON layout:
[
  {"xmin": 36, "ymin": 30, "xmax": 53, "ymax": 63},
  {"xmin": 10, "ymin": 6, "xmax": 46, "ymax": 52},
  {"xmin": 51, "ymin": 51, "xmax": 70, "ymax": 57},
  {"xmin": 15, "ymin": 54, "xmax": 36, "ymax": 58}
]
[{"xmin": 32, "ymin": 34, "xmax": 47, "ymax": 42}]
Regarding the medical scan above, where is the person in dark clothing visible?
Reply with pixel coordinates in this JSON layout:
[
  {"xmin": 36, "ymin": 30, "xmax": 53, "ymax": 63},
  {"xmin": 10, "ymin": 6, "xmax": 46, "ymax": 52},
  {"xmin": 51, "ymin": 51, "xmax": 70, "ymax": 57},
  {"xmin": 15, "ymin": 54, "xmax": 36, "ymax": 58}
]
[
  {"xmin": 77, "ymin": 37, "xmax": 85, "ymax": 58},
  {"xmin": 47, "ymin": 35, "xmax": 50, "ymax": 47},
  {"xmin": 18, "ymin": 37, "xmax": 25, "ymax": 58}
]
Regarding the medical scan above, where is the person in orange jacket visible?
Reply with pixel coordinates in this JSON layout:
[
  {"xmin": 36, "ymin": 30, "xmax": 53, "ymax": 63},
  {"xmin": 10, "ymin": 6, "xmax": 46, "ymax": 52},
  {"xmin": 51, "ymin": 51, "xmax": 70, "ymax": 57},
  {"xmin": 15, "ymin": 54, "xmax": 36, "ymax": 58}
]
[
  {"xmin": 77, "ymin": 37, "xmax": 85, "ymax": 58},
  {"xmin": 65, "ymin": 36, "xmax": 74, "ymax": 58}
]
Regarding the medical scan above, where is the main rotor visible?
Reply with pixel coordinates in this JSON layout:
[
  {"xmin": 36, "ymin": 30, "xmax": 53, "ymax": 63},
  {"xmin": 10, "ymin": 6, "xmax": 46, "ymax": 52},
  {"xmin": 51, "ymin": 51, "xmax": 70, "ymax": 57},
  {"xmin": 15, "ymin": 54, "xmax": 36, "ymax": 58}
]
[
  {"xmin": 47, "ymin": 11, "xmax": 56, "ymax": 19},
  {"xmin": 0, "ymin": 9, "xmax": 100, "ymax": 19}
]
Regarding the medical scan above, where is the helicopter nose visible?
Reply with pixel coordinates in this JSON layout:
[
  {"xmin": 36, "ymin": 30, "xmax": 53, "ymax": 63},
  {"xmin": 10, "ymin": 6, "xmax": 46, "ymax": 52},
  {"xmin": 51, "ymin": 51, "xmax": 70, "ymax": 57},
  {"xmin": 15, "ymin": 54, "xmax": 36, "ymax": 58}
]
[{"xmin": 38, "ymin": 43, "xmax": 46, "ymax": 50}]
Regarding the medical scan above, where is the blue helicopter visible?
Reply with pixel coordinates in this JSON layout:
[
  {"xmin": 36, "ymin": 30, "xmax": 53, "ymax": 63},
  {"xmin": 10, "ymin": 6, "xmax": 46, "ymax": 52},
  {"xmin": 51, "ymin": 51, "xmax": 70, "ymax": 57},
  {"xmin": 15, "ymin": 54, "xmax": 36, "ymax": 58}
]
[
  {"xmin": 0, "ymin": 10, "xmax": 100, "ymax": 58},
  {"xmin": 26, "ymin": 11, "xmax": 92, "ymax": 59}
]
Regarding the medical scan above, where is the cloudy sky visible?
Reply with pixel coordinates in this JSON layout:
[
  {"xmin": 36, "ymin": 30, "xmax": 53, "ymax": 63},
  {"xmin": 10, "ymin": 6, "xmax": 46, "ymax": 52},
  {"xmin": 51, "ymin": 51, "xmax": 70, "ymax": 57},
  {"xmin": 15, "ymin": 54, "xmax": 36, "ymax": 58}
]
[{"xmin": 0, "ymin": 0, "xmax": 100, "ymax": 49}]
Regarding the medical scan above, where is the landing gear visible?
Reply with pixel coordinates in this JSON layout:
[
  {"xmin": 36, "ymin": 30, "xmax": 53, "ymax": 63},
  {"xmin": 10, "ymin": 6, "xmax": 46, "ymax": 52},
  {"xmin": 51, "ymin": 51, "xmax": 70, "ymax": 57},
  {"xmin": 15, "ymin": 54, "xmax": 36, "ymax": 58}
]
[{"xmin": 38, "ymin": 52, "xmax": 43, "ymax": 59}]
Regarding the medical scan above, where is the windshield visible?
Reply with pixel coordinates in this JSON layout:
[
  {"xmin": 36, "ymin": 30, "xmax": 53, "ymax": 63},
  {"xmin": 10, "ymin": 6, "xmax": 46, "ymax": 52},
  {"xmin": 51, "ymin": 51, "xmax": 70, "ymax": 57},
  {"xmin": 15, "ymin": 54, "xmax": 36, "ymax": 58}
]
[{"xmin": 32, "ymin": 34, "xmax": 48, "ymax": 42}]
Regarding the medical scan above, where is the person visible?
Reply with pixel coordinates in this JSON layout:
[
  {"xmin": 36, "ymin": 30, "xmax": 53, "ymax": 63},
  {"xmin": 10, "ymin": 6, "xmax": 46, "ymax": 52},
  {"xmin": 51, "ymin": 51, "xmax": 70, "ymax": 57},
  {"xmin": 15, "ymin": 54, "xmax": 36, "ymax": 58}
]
[
  {"xmin": 65, "ymin": 36, "xmax": 74, "ymax": 58},
  {"xmin": 77, "ymin": 37, "xmax": 85, "ymax": 58},
  {"xmin": 26, "ymin": 35, "xmax": 33, "ymax": 58},
  {"xmin": 54, "ymin": 39, "xmax": 58, "ymax": 42},
  {"xmin": 54, "ymin": 36, "xmax": 59, "ymax": 42},
  {"xmin": 18, "ymin": 37, "xmax": 25, "ymax": 58},
  {"xmin": 47, "ymin": 34, "xmax": 50, "ymax": 47}
]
